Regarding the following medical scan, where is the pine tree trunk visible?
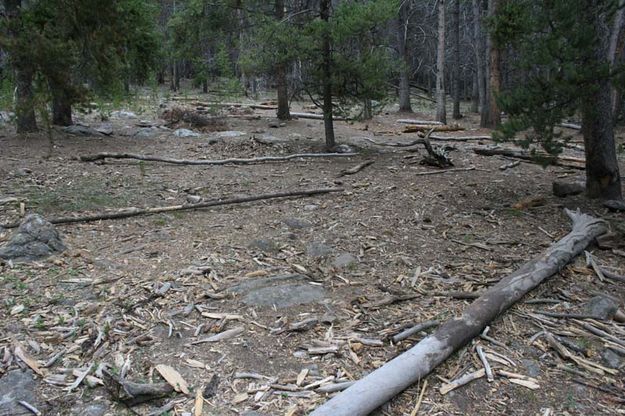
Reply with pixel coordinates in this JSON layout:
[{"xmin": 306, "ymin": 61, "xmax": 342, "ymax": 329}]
[
  {"xmin": 436, "ymin": 0, "xmax": 447, "ymax": 124},
  {"xmin": 362, "ymin": 99, "xmax": 372, "ymax": 120},
  {"xmin": 582, "ymin": 3, "xmax": 622, "ymax": 200},
  {"xmin": 608, "ymin": 0, "xmax": 624, "ymax": 118},
  {"xmin": 472, "ymin": 0, "xmax": 486, "ymax": 116},
  {"xmin": 452, "ymin": 0, "xmax": 461, "ymax": 119},
  {"xmin": 482, "ymin": 0, "xmax": 502, "ymax": 128},
  {"xmin": 471, "ymin": 71, "xmax": 479, "ymax": 113},
  {"xmin": 49, "ymin": 81, "xmax": 73, "ymax": 126},
  {"xmin": 320, "ymin": 0, "xmax": 336, "ymax": 150},
  {"xmin": 14, "ymin": 66, "xmax": 37, "ymax": 133},
  {"xmin": 275, "ymin": 0, "xmax": 290, "ymax": 120},
  {"xmin": 397, "ymin": 2, "xmax": 413, "ymax": 113}
]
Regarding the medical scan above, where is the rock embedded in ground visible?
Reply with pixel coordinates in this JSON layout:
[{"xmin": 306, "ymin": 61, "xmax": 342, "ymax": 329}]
[
  {"xmin": 601, "ymin": 349, "xmax": 622, "ymax": 369},
  {"xmin": 603, "ymin": 199, "xmax": 625, "ymax": 212},
  {"xmin": 584, "ymin": 295, "xmax": 619, "ymax": 320},
  {"xmin": 111, "ymin": 110, "xmax": 137, "ymax": 119},
  {"xmin": 63, "ymin": 125, "xmax": 103, "ymax": 137},
  {"xmin": 173, "ymin": 128, "xmax": 200, "ymax": 138},
  {"xmin": 228, "ymin": 274, "xmax": 326, "ymax": 308},
  {"xmin": 283, "ymin": 218, "xmax": 312, "ymax": 229},
  {"xmin": 306, "ymin": 241, "xmax": 333, "ymax": 258},
  {"xmin": 215, "ymin": 130, "xmax": 246, "ymax": 138},
  {"xmin": 332, "ymin": 253, "xmax": 358, "ymax": 269},
  {"xmin": 248, "ymin": 238, "xmax": 280, "ymax": 253},
  {"xmin": 0, "ymin": 370, "xmax": 41, "ymax": 415},
  {"xmin": 520, "ymin": 359, "xmax": 541, "ymax": 378},
  {"xmin": 0, "ymin": 214, "xmax": 66, "ymax": 262},
  {"xmin": 552, "ymin": 180, "xmax": 585, "ymax": 197}
]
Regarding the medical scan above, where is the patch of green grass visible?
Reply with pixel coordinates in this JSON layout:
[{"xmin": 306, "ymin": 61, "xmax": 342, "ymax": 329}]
[{"xmin": 25, "ymin": 178, "xmax": 132, "ymax": 213}]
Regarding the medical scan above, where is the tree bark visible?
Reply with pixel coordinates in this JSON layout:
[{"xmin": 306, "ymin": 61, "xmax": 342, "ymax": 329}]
[
  {"xmin": 397, "ymin": 1, "xmax": 413, "ymax": 113},
  {"xmin": 5, "ymin": 0, "xmax": 37, "ymax": 133},
  {"xmin": 608, "ymin": 0, "xmax": 625, "ymax": 118},
  {"xmin": 472, "ymin": 0, "xmax": 486, "ymax": 116},
  {"xmin": 471, "ymin": 71, "xmax": 479, "ymax": 113},
  {"xmin": 482, "ymin": 0, "xmax": 501, "ymax": 128},
  {"xmin": 320, "ymin": 0, "xmax": 336, "ymax": 149},
  {"xmin": 275, "ymin": 0, "xmax": 290, "ymax": 120},
  {"xmin": 582, "ymin": 2, "xmax": 623, "ymax": 200},
  {"xmin": 436, "ymin": 0, "xmax": 447, "ymax": 124},
  {"xmin": 50, "ymin": 82, "xmax": 73, "ymax": 126},
  {"xmin": 452, "ymin": 0, "xmax": 461, "ymax": 119},
  {"xmin": 310, "ymin": 209, "xmax": 607, "ymax": 416}
]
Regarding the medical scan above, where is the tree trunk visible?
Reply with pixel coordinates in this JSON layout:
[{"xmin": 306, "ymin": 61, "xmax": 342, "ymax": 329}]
[
  {"xmin": 310, "ymin": 209, "xmax": 607, "ymax": 416},
  {"xmin": 362, "ymin": 99, "xmax": 372, "ymax": 120},
  {"xmin": 608, "ymin": 0, "xmax": 624, "ymax": 118},
  {"xmin": 274, "ymin": 0, "xmax": 290, "ymax": 120},
  {"xmin": 14, "ymin": 67, "xmax": 37, "ymax": 133},
  {"xmin": 452, "ymin": 0, "xmax": 461, "ymax": 119},
  {"xmin": 482, "ymin": 0, "xmax": 502, "ymax": 128},
  {"xmin": 397, "ymin": 1, "xmax": 413, "ymax": 113},
  {"xmin": 50, "ymin": 82, "xmax": 73, "ymax": 126},
  {"xmin": 5, "ymin": 0, "xmax": 37, "ymax": 133},
  {"xmin": 436, "ymin": 0, "xmax": 447, "ymax": 124},
  {"xmin": 471, "ymin": 71, "xmax": 479, "ymax": 113},
  {"xmin": 582, "ymin": 3, "xmax": 623, "ymax": 200},
  {"xmin": 472, "ymin": 0, "xmax": 486, "ymax": 117},
  {"xmin": 320, "ymin": 0, "xmax": 336, "ymax": 150}
]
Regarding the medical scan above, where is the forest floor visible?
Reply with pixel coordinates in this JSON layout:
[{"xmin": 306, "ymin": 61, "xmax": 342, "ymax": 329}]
[{"xmin": 0, "ymin": 93, "xmax": 624, "ymax": 416}]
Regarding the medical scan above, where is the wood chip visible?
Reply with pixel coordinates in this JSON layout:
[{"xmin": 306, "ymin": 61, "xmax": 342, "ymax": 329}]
[
  {"xmin": 190, "ymin": 327, "xmax": 245, "ymax": 344},
  {"xmin": 155, "ymin": 364, "xmax": 190, "ymax": 395},
  {"xmin": 194, "ymin": 388, "xmax": 203, "ymax": 416},
  {"xmin": 13, "ymin": 342, "xmax": 44, "ymax": 376}
]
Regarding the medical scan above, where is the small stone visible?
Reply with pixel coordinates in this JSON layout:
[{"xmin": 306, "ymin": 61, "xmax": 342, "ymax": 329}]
[
  {"xmin": 601, "ymin": 349, "xmax": 622, "ymax": 369},
  {"xmin": 14, "ymin": 168, "xmax": 32, "ymax": 177},
  {"xmin": 186, "ymin": 195, "xmax": 202, "ymax": 204},
  {"xmin": 553, "ymin": 180, "xmax": 585, "ymax": 197},
  {"xmin": 334, "ymin": 144, "xmax": 354, "ymax": 154},
  {"xmin": 332, "ymin": 253, "xmax": 358, "ymax": 269},
  {"xmin": 268, "ymin": 120, "xmax": 280, "ymax": 128},
  {"xmin": 520, "ymin": 359, "xmax": 541, "ymax": 377},
  {"xmin": 173, "ymin": 128, "xmax": 200, "ymax": 138},
  {"xmin": 134, "ymin": 127, "xmax": 158, "ymax": 138},
  {"xmin": 306, "ymin": 241, "xmax": 333, "ymax": 258},
  {"xmin": 248, "ymin": 239, "xmax": 279, "ymax": 253},
  {"xmin": 284, "ymin": 218, "xmax": 312, "ymax": 229},
  {"xmin": 73, "ymin": 403, "xmax": 109, "ymax": 416},
  {"xmin": 304, "ymin": 364, "xmax": 320, "ymax": 377},
  {"xmin": 216, "ymin": 130, "xmax": 246, "ymax": 138},
  {"xmin": 304, "ymin": 204, "xmax": 318, "ymax": 211},
  {"xmin": 584, "ymin": 295, "xmax": 619, "ymax": 320}
]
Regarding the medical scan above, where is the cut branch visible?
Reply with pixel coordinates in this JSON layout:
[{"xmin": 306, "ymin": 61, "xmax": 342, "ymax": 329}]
[
  {"xmin": 397, "ymin": 119, "xmax": 444, "ymax": 125},
  {"xmin": 1, "ymin": 188, "xmax": 343, "ymax": 228},
  {"xmin": 80, "ymin": 152, "xmax": 356, "ymax": 165},
  {"xmin": 310, "ymin": 209, "xmax": 606, "ymax": 416},
  {"xmin": 365, "ymin": 129, "xmax": 452, "ymax": 167},
  {"xmin": 290, "ymin": 112, "xmax": 346, "ymax": 121},
  {"xmin": 473, "ymin": 147, "xmax": 585, "ymax": 169}
]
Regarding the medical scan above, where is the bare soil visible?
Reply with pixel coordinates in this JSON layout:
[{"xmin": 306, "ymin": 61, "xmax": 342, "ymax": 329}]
[{"xmin": 0, "ymin": 95, "xmax": 624, "ymax": 416}]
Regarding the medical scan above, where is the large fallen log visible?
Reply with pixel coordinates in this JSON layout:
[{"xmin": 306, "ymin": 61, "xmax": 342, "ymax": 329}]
[
  {"xmin": 1, "ymin": 188, "xmax": 343, "ymax": 228},
  {"xmin": 473, "ymin": 147, "xmax": 586, "ymax": 170},
  {"xmin": 79, "ymin": 152, "xmax": 356, "ymax": 165},
  {"xmin": 310, "ymin": 209, "xmax": 606, "ymax": 416},
  {"xmin": 397, "ymin": 119, "xmax": 444, "ymax": 125},
  {"xmin": 403, "ymin": 124, "xmax": 464, "ymax": 133}
]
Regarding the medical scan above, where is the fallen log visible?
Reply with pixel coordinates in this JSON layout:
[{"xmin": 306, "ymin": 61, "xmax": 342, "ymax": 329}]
[
  {"xmin": 290, "ymin": 112, "xmax": 346, "ymax": 121},
  {"xmin": 1, "ymin": 188, "xmax": 343, "ymax": 228},
  {"xmin": 397, "ymin": 119, "xmax": 443, "ymax": 126},
  {"xmin": 473, "ymin": 147, "xmax": 585, "ymax": 170},
  {"xmin": 429, "ymin": 135, "xmax": 492, "ymax": 142},
  {"xmin": 559, "ymin": 122, "xmax": 582, "ymax": 130},
  {"xmin": 403, "ymin": 124, "xmax": 464, "ymax": 133},
  {"xmin": 364, "ymin": 130, "xmax": 453, "ymax": 167},
  {"xmin": 79, "ymin": 152, "xmax": 356, "ymax": 165},
  {"xmin": 310, "ymin": 209, "xmax": 606, "ymax": 416}
]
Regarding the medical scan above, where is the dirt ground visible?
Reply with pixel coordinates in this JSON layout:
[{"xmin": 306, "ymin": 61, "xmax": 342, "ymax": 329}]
[{"xmin": 0, "ymin": 93, "xmax": 624, "ymax": 416}]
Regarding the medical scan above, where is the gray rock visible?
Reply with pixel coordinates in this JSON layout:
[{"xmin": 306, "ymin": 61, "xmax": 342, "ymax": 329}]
[
  {"xmin": 174, "ymin": 128, "xmax": 200, "ymax": 138},
  {"xmin": 332, "ymin": 253, "xmax": 358, "ymax": 269},
  {"xmin": 284, "ymin": 218, "xmax": 312, "ymax": 229},
  {"xmin": 248, "ymin": 239, "xmax": 279, "ymax": 253},
  {"xmin": 584, "ymin": 295, "xmax": 619, "ymax": 320},
  {"xmin": 63, "ymin": 125, "xmax": 102, "ymax": 136},
  {"xmin": 111, "ymin": 110, "xmax": 137, "ymax": 119},
  {"xmin": 0, "ymin": 111, "xmax": 14, "ymax": 124},
  {"xmin": 334, "ymin": 144, "xmax": 355, "ymax": 154},
  {"xmin": 94, "ymin": 124, "xmax": 113, "ymax": 136},
  {"xmin": 304, "ymin": 204, "xmax": 318, "ymax": 211},
  {"xmin": 0, "ymin": 214, "xmax": 66, "ymax": 262},
  {"xmin": 520, "ymin": 359, "xmax": 541, "ymax": 377},
  {"xmin": 553, "ymin": 180, "xmax": 585, "ymax": 197},
  {"xmin": 228, "ymin": 274, "xmax": 326, "ymax": 308},
  {"xmin": 186, "ymin": 195, "xmax": 202, "ymax": 204},
  {"xmin": 604, "ymin": 199, "xmax": 625, "ymax": 212},
  {"xmin": 242, "ymin": 411, "xmax": 267, "ymax": 416},
  {"xmin": 601, "ymin": 349, "xmax": 622, "ymax": 369},
  {"xmin": 0, "ymin": 370, "xmax": 40, "ymax": 415},
  {"xmin": 268, "ymin": 120, "xmax": 281, "ymax": 128},
  {"xmin": 216, "ymin": 130, "xmax": 246, "ymax": 138},
  {"xmin": 134, "ymin": 127, "xmax": 159, "ymax": 138},
  {"xmin": 306, "ymin": 241, "xmax": 333, "ymax": 258}
]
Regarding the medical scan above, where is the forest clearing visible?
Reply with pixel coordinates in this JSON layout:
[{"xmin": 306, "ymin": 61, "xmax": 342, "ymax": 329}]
[{"xmin": 1, "ymin": 0, "xmax": 625, "ymax": 415}]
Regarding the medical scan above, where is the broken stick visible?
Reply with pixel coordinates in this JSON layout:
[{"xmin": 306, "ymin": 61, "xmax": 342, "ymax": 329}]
[
  {"xmin": 1, "ymin": 188, "xmax": 343, "ymax": 228},
  {"xmin": 310, "ymin": 209, "xmax": 606, "ymax": 416},
  {"xmin": 80, "ymin": 152, "xmax": 356, "ymax": 165}
]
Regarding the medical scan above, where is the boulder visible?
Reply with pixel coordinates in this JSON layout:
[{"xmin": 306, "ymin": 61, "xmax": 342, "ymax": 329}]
[
  {"xmin": 0, "ymin": 214, "xmax": 66, "ymax": 262},
  {"xmin": 552, "ymin": 180, "xmax": 585, "ymax": 197},
  {"xmin": 173, "ymin": 128, "xmax": 200, "ymax": 138}
]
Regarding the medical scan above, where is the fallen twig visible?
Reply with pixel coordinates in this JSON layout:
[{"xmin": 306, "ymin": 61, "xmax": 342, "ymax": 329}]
[
  {"xmin": 392, "ymin": 320, "xmax": 439, "ymax": 343},
  {"xmin": 338, "ymin": 160, "xmax": 374, "ymax": 177},
  {"xmin": 2, "ymin": 188, "xmax": 343, "ymax": 228},
  {"xmin": 439, "ymin": 369, "xmax": 485, "ymax": 395},
  {"xmin": 80, "ymin": 152, "xmax": 356, "ymax": 165}
]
